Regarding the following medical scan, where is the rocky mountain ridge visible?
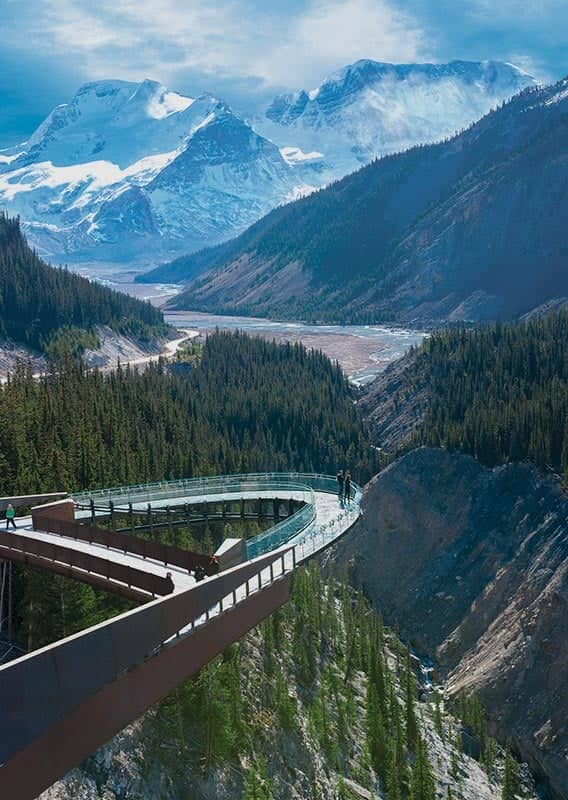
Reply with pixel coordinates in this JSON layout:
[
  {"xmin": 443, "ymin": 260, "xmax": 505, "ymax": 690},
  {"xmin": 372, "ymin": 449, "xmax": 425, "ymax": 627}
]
[
  {"xmin": 0, "ymin": 80, "xmax": 308, "ymax": 266},
  {"xmin": 257, "ymin": 59, "xmax": 534, "ymax": 181}
]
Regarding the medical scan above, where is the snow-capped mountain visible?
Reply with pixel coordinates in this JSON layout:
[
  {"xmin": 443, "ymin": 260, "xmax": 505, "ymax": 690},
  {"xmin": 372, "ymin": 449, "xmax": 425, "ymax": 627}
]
[
  {"xmin": 257, "ymin": 59, "xmax": 537, "ymax": 180},
  {"xmin": 0, "ymin": 62, "xmax": 537, "ymax": 269},
  {"xmin": 0, "ymin": 80, "xmax": 310, "ymax": 265}
]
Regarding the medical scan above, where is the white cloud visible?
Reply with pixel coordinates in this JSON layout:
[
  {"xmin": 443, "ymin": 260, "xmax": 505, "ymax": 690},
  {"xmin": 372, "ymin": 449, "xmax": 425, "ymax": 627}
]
[
  {"xmin": 259, "ymin": 0, "xmax": 429, "ymax": 86},
  {"xmin": 22, "ymin": 0, "xmax": 429, "ymax": 90}
]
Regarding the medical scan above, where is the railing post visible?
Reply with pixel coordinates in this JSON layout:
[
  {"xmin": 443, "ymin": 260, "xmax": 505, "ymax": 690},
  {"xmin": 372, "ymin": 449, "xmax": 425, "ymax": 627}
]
[
  {"xmin": 129, "ymin": 502, "xmax": 134, "ymax": 535},
  {"xmin": 109, "ymin": 500, "xmax": 115, "ymax": 533},
  {"xmin": 90, "ymin": 498, "xmax": 95, "ymax": 525}
]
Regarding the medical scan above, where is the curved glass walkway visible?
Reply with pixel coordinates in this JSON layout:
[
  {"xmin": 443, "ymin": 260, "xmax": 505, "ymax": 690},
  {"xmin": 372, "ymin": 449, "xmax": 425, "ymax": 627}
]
[{"xmin": 71, "ymin": 472, "xmax": 362, "ymax": 581}]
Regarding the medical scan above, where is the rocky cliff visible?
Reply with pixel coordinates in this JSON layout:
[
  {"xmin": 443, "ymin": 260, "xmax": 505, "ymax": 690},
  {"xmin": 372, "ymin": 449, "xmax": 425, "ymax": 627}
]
[{"xmin": 333, "ymin": 447, "xmax": 568, "ymax": 799}]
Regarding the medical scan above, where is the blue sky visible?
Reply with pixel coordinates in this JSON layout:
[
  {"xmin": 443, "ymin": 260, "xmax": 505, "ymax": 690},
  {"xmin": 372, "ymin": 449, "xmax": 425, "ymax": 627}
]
[{"xmin": 2, "ymin": 0, "xmax": 567, "ymax": 146}]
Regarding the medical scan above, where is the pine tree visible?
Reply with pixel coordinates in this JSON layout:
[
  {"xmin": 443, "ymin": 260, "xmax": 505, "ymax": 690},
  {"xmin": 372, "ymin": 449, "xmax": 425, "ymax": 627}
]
[
  {"xmin": 502, "ymin": 748, "xmax": 522, "ymax": 800},
  {"xmin": 433, "ymin": 691, "xmax": 444, "ymax": 740},
  {"xmin": 405, "ymin": 647, "xmax": 419, "ymax": 753},
  {"xmin": 410, "ymin": 735, "xmax": 436, "ymax": 800}
]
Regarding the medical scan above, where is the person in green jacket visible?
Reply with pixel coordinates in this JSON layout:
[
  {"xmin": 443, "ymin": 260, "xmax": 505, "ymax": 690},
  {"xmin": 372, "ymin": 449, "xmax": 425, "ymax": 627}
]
[{"xmin": 5, "ymin": 503, "xmax": 16, "ymax": 529}]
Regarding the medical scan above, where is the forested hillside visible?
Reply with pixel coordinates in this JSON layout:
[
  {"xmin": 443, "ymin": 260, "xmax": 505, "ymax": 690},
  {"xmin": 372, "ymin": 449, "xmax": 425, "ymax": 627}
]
[
  {"xmin": 155, "ymin": 77, "xmax": 568, "ymax": 325},
  {"xmin": 0, "ymin": 214, "xmax": 167, "ymax": 352},
  {"xmin": 363, "ymin": 309, "xmax": 568, "ymax": 481},
  {"xmin": 0, "ymin": 331, "xmax": 375, "ymax": 498}
]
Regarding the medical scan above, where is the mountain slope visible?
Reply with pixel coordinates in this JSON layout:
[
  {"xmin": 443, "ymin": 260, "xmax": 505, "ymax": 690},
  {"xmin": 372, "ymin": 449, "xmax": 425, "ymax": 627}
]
[
  {"xmin": 351, "ymin": 308, "xmax": 568, "ymax": 797},
  {"xmin": 0, "ymin": 214, "xmax": 166, "ymax": 352},
  {"xmin": 41, "ymin": 567, "xmax": 534, "ymax": 800},
  {"xmin": 165, "ymin": 78, "xmax": 568, "ymax": 324}
]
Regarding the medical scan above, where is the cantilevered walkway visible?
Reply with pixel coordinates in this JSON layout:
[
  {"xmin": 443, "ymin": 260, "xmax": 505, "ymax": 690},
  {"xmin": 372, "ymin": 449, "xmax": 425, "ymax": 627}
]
[{"xmin": 0, "ymin": 473, "xmax": 361, "ymax": 799}]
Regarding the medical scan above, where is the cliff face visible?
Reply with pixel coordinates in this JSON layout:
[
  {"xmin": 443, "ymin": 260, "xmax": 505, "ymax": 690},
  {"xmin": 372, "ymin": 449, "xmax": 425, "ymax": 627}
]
[{"xmin": 334, "ymin": 448, "xmax": 568, "ymax": 799}]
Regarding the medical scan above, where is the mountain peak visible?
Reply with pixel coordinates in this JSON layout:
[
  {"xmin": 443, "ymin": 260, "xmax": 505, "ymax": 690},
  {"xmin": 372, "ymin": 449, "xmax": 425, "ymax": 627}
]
[
  {"xmin": 262, "ymin": 58, "xmax": 536, "ymax": 178},
  {"xmin": 315, "ymin": 57, "xmax": 535, "ymax": 93}
]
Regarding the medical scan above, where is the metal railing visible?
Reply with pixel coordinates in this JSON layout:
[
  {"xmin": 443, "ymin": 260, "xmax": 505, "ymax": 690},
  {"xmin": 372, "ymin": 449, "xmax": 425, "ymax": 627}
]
[
  {"xmin": 246, "ymin": 500, "xmax": 315, "ymax": 559},
  {"xmin": 0, "ymin": 533, "xmax": 173, "ymax": 599},
  {"xmin": 71, "ymin": 472, "xmax": 362, "ymax": 563},
  {"xmin": 71, "ymin": 472, "xmax": 361, "ymax": 507}
]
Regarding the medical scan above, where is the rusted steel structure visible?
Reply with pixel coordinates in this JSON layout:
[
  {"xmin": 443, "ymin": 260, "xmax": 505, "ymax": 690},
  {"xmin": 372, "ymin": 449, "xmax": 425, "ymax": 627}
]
[
  {"xmin": 37, "ymin": 516, "xmax": 220, "ymax": 576},
  {"xmin": 0, "ymin": 531, "xmax": 174, "ymax": 600},
  {"xmin": 0, "ymin": 546, "xmax": 294, "ymax": 799}
]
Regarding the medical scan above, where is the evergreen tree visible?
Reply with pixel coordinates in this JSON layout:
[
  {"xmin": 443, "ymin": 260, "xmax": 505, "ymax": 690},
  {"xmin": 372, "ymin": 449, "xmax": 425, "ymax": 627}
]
[
  {"xmin": 502, "ymin": 748, "xmax": 522, "ymax": 800},
  {"xmin": 410, "ymin": 735, "xmax": 436, "ymax": 800},
  {"xmin": 405, "ymin": 647, "xmax": 419, "ymax": 753}
]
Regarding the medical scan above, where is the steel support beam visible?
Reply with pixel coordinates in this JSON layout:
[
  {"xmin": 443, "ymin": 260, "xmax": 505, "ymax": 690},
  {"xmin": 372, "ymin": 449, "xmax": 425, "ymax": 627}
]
[{"xmin": 0, "ymin": 574, "xmax": 291, "ymax": 800}]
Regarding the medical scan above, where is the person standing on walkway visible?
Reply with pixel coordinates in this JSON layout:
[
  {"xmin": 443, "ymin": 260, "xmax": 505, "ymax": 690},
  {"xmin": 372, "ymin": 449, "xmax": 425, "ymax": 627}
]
[
  {"xmin": 344, "ymin": 472, "xmax": 352, "ymax": 505},
  {"xmin": 336, "ymin": 470, "xmax": 345, "ymax": 503},
  {"xmin": 5, "ymin": 503, "xmax": 16, "ymax": 529}
]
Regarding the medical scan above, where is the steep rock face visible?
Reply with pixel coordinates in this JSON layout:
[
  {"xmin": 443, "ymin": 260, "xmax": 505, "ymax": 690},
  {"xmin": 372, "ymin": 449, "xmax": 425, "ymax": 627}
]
[
  {"xmin": 167, "ymin": 78, "xmax": 568, "ymax": 324},
  {"xmin": 358, "ymin": 351, "xmax": 429, "ymax": 450},
  {"xmin": 148, "ymin": 110, "xmax": 297, "ymax": 247},
  {"xmin": 333, "ymin": 448, "xmax": 568, "ymax": 798}
]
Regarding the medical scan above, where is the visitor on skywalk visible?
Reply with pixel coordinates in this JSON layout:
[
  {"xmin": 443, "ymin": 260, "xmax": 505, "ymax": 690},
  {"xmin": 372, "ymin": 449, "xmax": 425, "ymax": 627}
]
[
  {"xmin": 344, "ymin": 472, "xmax": 352, "ymax": 505},
  {"xmin": 336, "ymin": 469, "xmax": 345, "ymax": 502},
  {"xmin": 209, "ymin": 555, "xmax": 220, "ymax": 575},
  {"xmin": 5, "ymin": 503, "xmax": 16, "ymax": 529}
]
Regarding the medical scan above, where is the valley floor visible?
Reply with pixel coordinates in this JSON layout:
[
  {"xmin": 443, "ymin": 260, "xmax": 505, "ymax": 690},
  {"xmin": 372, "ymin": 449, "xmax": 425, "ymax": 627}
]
[{"xmin": 164, "ymin": 311, "xmax": 426, "ymax": 386}]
